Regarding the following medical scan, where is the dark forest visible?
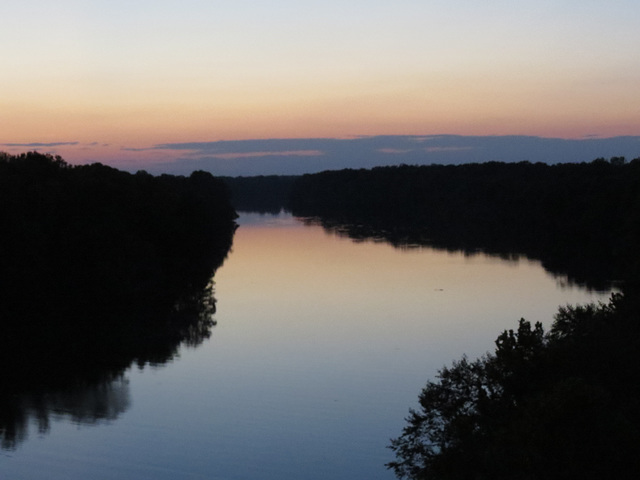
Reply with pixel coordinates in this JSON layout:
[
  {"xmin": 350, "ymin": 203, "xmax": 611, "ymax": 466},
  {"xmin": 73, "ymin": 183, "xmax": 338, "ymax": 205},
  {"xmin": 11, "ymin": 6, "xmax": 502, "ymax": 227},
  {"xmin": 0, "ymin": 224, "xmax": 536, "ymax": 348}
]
[
  {"xmin": 3, "ymin": 153, "xmax": 639, "ymax": 476},
  {"xmin": 288, "ymin": 159, "xmax": 640, "ymax": 290},
  {"xmin": 234, "ymin": 158, "xmax": 640, "ymax": 479},
  {"xmin": 0, "ymin": 152, "xmax": 237, "ymax": 447}
]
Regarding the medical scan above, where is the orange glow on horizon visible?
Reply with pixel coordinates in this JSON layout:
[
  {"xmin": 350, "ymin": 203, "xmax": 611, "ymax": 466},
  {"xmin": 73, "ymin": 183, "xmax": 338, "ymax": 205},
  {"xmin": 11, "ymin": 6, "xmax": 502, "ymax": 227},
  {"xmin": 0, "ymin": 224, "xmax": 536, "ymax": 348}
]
[{"xmin": 3, "ymin": 1, "xmax": 639, "ymax": 169}]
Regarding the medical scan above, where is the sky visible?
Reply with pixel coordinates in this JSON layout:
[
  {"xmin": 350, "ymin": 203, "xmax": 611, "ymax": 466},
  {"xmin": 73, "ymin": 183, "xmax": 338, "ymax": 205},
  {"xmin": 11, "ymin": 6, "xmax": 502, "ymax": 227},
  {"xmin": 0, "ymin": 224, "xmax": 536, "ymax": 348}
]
[{"xmin": 2, "ymin": 1, "xmax": 640, "ymax": 175}]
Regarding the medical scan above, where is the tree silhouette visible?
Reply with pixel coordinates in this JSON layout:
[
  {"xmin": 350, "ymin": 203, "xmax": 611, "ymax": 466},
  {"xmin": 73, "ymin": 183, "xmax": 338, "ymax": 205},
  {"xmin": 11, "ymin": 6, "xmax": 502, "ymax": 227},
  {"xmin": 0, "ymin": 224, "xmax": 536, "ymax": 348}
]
[
  {"xmin": 0, "ymin": 151, "xmax": 238, "ymax": 450},
  {"xmin": 388, "ymin": 293, "xmax": 640, "ymax": 480}
]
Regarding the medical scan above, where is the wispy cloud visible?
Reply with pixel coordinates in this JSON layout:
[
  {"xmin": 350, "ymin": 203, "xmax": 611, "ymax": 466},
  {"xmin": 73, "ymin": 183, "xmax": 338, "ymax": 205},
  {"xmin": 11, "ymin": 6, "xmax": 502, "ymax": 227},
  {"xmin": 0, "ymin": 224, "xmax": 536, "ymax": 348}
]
[
  {"xmin": 1, "ymin": 142, "xmax": 79, "ymax": 148},
  {"xmin": 137, "ymin": 135, "xmax": 640, "ymax": 176},
  {"xmin": 121, "ymin": 147, "xmax": 152, "ymax": 152},
  {"xmin": 197, "ymin": 150, "xmax": 323, "ymax": 160},
  {"xmin": 377, "ymin": 148, "xmax": 414, "ymax": 154},
  {"xmin": 424, "ymin": 146, "xmax": 476, "ymax": 153},
  {"xmin": 8, "ymin": 136, "xmax": 637, "ymax": 177}
]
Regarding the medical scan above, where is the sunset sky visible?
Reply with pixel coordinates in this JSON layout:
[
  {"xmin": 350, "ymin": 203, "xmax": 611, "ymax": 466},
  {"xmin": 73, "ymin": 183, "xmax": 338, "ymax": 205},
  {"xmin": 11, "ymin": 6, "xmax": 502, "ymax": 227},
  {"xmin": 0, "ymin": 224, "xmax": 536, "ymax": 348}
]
[{"xmin": 2, "ymin": 1, "xmax": 639, "ymax": 174}]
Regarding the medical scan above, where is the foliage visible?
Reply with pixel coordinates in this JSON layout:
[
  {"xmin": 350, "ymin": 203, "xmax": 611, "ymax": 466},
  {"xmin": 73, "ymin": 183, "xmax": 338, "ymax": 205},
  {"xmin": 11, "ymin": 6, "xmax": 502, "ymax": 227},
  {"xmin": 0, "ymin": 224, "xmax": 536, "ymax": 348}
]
[
  {"xmin": 387, "ymin": 293, "xmax": 640, "ymax": 480},
  {"xmin": 287, "ymin": 156, "xmax": 640, "ymax": 478},
  {"xmin": 0, "ymin": 152, "xmax": 239, "ymax": 448},
  {"xmin": 0, "ymin": 152, "xmax": 237, "ymax": 322},
  {"xmin": 0, "ymin": 152, "xmax": 237, "ymax": 379},
  {"xmin": 289, "ymin": 159, "xmax": 640, "ymax": 289},
  {"xmin": 220, "ymin": 174, "xmax": 298, "ymax": 213}
]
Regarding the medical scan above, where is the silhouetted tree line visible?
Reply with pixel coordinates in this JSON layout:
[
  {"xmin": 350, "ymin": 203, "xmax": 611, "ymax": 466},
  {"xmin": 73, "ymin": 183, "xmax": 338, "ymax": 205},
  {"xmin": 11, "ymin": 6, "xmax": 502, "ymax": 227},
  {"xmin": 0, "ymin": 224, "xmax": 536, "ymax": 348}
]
[
  {"xmin": 220, "ymin": 175, "xmax": 297, "ymax": 213},
  {"xmin": 2, "ymin": 368, "xmax": 130, "ymax": 450},
  {"xmin": 387, "ymin": 290, "xmax": 640, "ymax": 480},
  {"xmin": 289, "ymin": 159, "xmax": 640, "ymax": 290},
  {"xmin": 0, "ymin": 278, "xmax": 217, "ymax": 450},
  {"xmin": 0, "ymin": 152, "xmax": 237, "ymax": 442},
  {"xmin": 0, "ymin": 151, "xmax": 236, "ymax": 321},
  {"xmin": 286, "ymin": 158, "xmax": 640, "ymax": 478}
]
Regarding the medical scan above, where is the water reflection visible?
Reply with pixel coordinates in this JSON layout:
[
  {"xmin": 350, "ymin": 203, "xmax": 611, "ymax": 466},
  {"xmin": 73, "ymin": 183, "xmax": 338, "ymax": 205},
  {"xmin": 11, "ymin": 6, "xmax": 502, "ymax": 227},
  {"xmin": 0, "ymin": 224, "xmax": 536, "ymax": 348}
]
[
  {"xmin": 299, "ymin": 216, "xmax": 619, "ymax": 292},
  {"xmin": 0, "ymin": 213, "xmax": 613, "ymax": 480},
  {"xmin": 0, "ymin": 280, "xmax": 217, "ymax": 450},
  {"xmin": 203, "ymin": 213, "xmax": 611, "ymax": 480},
  {"xmin": 1, "ymin": 376, "xmax": 130, "ymax": 450}
]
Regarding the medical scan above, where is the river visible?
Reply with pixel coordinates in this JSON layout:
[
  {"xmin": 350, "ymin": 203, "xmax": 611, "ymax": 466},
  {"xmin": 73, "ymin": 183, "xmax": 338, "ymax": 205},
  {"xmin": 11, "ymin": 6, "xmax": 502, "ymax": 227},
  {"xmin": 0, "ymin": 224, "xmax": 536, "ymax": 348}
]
[{"xmin": 1, "ymin": 212, "xmax": 612, "ymax": 479}]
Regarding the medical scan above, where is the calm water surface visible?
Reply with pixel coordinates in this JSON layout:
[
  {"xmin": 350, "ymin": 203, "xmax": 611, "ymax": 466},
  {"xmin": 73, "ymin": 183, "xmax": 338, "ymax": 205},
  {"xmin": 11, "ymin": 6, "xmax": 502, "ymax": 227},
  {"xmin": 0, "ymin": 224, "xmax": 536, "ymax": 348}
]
[{"xmin": 2, "ymin": 212, "xmax": 612, "ymax": 479}]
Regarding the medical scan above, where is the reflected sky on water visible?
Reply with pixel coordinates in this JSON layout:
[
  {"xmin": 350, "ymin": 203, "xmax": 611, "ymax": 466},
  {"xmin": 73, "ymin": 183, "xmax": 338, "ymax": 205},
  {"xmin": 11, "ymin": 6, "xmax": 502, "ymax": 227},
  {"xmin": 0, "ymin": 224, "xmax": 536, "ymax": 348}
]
[{"xmin": 1, "ymin": 212, "xmax": 612, "ymax": 480}]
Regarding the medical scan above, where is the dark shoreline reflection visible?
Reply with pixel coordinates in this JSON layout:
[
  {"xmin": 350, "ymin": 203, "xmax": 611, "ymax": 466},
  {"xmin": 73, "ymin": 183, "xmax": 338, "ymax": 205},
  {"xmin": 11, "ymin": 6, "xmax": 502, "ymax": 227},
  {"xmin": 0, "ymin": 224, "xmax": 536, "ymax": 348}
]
[
  {"xmin": 288, "ymin": 161, "xmax": 640, "ymax": 293},
  {"xmin": 0, "ymin": 277, "xmax": 219, "ymax": 451},
  {"xmin": 1, "ymin": 375, "xmax": 131, "ymax": 451},
  {"xmin": 0, "ymin": 153, "xmax": 238, "ymax": 450},
  {"xmin": 298, "ymin": 216, "xmax": 620, "ymax": 292}
]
